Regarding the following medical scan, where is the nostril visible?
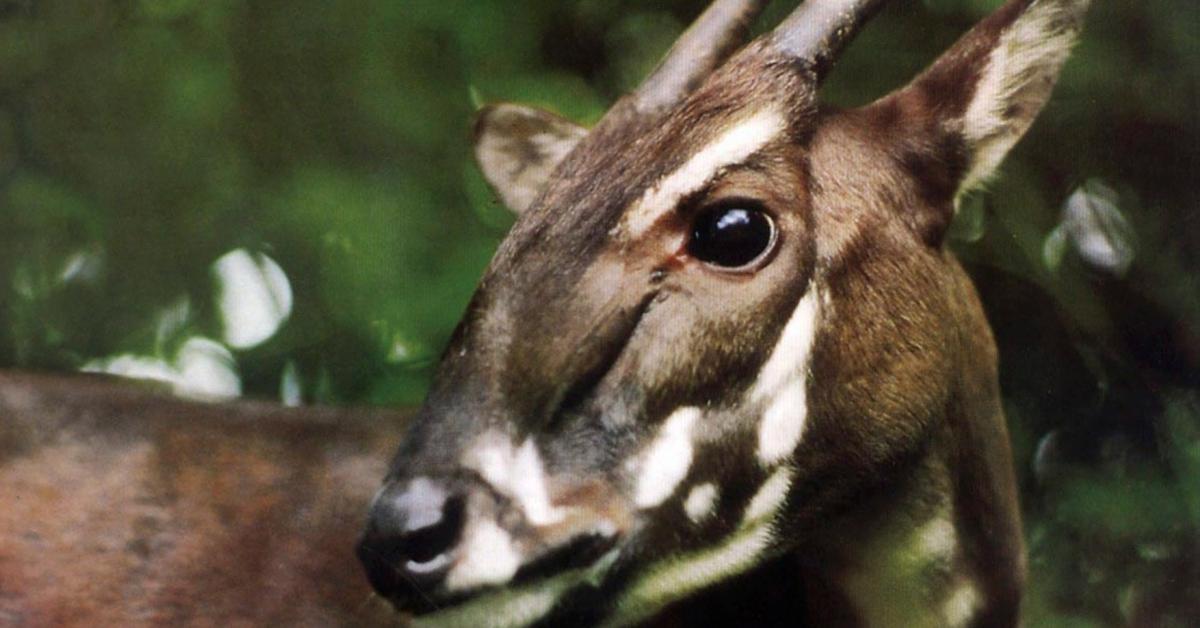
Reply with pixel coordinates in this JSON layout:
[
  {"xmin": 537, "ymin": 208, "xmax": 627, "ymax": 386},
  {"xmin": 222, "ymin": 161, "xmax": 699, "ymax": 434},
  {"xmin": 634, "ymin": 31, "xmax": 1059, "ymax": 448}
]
[
  {"xmin": 358, "ymin": 478, "xmax": 470, "ymax": 600},
  {"xmin": 402, "ymin": 495, "xmax": 465, "ymax": 569}
]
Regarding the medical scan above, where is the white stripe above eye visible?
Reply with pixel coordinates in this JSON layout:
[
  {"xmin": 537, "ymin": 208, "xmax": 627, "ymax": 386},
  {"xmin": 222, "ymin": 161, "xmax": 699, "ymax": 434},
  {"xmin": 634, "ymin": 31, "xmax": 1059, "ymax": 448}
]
[{"xmin": 624, "ymin": 108, "xmax": 787, "ymax": 237}]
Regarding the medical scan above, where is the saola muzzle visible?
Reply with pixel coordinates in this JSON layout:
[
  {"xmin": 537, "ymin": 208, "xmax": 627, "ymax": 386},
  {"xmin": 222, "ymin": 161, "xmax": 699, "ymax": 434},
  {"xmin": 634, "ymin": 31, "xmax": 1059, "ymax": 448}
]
[{"xmin": 358, "ymin": 0, "xmax": 1090, "ymax": 625}]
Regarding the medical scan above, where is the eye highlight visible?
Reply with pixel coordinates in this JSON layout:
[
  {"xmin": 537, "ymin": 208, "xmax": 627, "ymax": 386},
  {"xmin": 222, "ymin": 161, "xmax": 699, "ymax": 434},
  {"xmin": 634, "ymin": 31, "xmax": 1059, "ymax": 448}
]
[{"xmin": 686, "ymin": 202, "xmax": 776, "ymax": 270}]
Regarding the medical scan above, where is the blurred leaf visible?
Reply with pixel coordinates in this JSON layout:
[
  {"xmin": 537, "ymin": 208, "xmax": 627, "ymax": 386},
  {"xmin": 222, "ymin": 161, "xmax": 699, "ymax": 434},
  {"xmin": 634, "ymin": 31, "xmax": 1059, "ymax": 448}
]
[
  {"xmin": 139, "ymin": 0, "xmax": 198, "ymax": 22},
  {"xmin": 212, "ymin": 249, "xmax": 293, "ymax": 350},
  {"xmin": 1054, "ymin": 473, "xmax": 1186, "ymax": 539},
  {"xmin": 949, "ymin": 193, "xmax": 987, "ymax": 244},
  {"xmin": 280, "ymin": 359, "xmax": 302, "ymax": 406},
  {"xmin": 1060, "ymin": 179, "xmax": 1137, "ymax": 277},
  {"xmin": 1043, "ymin": 224, "xmax": 1069, "ymax": 272},
  {"xmin": 1163, "ymin": 392, "xmax": 1200, "ymax": 526}
]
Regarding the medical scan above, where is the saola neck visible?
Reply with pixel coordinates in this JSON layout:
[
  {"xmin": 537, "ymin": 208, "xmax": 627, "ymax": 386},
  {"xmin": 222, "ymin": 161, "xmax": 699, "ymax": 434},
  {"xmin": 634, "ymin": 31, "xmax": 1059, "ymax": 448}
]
[{"xmin": 798, "ymin": 403, "xmax": 1023, "ymax": 628}]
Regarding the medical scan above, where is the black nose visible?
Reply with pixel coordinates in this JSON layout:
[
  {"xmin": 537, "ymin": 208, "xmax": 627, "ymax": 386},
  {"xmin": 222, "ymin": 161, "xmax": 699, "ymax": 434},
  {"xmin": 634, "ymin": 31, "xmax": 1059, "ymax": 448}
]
[{"xmin": 357, "ymin": 478, "xmax": 467, "ymax": 603}]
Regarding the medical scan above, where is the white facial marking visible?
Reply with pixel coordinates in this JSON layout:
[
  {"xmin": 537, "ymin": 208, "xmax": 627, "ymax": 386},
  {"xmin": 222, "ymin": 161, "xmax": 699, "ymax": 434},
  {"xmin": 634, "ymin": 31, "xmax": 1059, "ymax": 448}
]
[
  {"xmin": 444, "ymin": 519, "xmax": 522, "ymax": 592},
  {"xmin": 624, "ymin": 108, "xmax": 787, "ymax": 237},
  {"xmin": 757, "ymin": 382, "xmax": 807, "ymax": 467},
  {"xmin": 610, "ymin": 518, "xmax": 775, "ymax": 627},
  {"xmin": 610, "ymin": 468, "xmax": 797, "ymax": 625},
  {"xmin": 417, "ymin": 550, "xmax": 620, "ymax": 628},
  {"xmin": 463, "ymin": 433, "xmax": 565, "ymax": 527},
  {"xmin": 683, "ymin": 483, "xmax": 719, "ymax": 524},
  {"xmin": 406, "ymin": 552, "xmax": 453, "ymax": 576},
  {"xmin": 742, "ymin": 465, "xmax": 794, "ymax": 525},
  {"xmin": 511, "ymin": 439, "xmax": 566, "ymax": 525},
  {"xmin": 942, "ymin": 583, "xmax": 982, "ymax": 627},
  {"xmin": 960, "ymin": 0, "xmax": 1084, "ymax": 195},
  {"xmin": 752, "ymin": 288, "xmax": 821, "ymax": 466},
  {"xmin": 634, "ymin": 407, "xmax": 701, "ymax": 509}
]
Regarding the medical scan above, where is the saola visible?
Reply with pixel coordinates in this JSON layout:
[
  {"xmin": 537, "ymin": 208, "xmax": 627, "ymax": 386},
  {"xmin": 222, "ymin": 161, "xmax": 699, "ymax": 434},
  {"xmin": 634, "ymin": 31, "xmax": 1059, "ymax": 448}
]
[{"xmin": 358, "ymin": 0, "xmax": 1089, "ymax": 625}]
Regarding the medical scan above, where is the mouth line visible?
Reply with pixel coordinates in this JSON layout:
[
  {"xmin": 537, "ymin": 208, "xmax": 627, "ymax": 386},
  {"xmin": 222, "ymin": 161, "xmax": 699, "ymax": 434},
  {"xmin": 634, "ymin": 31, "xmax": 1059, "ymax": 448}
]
[
  {"xmin": 513, "ymin": 529, "xmax": 620, "ymax": 586},
  {"xmin": 393, "ymin": 530, "xmax": 620, "ymax": 616},
  {"xmin": 405, "ymin": 547, "xmax": 623, "ymax": 628}
]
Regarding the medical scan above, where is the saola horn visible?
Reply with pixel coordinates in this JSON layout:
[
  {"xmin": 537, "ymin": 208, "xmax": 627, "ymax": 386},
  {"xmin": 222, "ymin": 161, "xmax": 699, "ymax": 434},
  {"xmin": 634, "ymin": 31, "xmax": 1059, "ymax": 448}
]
[
  {"xmin": 771, "ymin": 0, "xmax": 889, "ymax": 82},
  {"xmin": 634, "ymin": 0, "xmax": 770, "ymax": 113}
]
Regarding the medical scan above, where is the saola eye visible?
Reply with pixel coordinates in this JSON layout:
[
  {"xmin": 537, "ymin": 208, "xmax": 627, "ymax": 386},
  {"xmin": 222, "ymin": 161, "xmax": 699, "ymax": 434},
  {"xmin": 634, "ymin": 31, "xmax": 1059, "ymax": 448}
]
[{"xmin": 687, "ymin": 202, "xmax": 776, "ymax": 269}]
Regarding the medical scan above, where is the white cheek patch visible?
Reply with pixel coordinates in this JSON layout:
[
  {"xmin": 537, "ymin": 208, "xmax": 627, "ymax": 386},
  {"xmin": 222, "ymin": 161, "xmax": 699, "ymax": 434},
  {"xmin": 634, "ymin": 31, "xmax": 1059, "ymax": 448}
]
[
  {"xmin": 623, "ymin": 108, "xmax": 787, "ymax": 238},
  {"xmin": 757, "ymin": 382, "xmax": 808, "ymax": 468},
  {"xmin": 510, "ymin": 440, "xmax": 565, "ymax": 526},
  {"xmin": 683, "ymin": 483, "xmax": 719, "ymax": 524},
  {"xmin": 444, "ymin": 519, "xmax": 522, "ymax": 592},
  {"xmin": 463, "ymin": 433, "xmax": 565, "ymax": 527},
  {"xmin": 634, "ymin": 407, "xmax": 701, "ymax": 509},
  {"xmin": 751, "ymin": 287, "xmax": 821, "ymax": 466}
]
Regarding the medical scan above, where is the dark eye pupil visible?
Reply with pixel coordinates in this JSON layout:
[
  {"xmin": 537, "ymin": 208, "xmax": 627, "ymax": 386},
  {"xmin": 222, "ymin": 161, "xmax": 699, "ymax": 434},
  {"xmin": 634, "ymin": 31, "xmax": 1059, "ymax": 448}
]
[{"xmin": 688, "ymin": 205, "xmax": 774, "ymax": 268}]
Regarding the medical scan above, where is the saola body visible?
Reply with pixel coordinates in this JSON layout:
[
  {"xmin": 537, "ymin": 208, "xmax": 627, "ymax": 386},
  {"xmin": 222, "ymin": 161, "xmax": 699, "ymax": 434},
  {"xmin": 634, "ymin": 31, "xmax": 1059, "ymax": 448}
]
[
  {"xmin": 358, "ymin": 0, "xmax": 1089, "ymax": 626},
  {"xmin": 0, "ymin": 371, "xmax": 404, "ymax": 627}
]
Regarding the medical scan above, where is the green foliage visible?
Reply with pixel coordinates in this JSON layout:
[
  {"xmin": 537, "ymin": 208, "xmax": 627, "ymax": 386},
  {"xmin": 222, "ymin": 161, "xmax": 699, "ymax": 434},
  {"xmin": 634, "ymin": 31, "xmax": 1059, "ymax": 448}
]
[{"xmin": 0, "ymin": 0, "xmax": 1197, "ymax": 624}]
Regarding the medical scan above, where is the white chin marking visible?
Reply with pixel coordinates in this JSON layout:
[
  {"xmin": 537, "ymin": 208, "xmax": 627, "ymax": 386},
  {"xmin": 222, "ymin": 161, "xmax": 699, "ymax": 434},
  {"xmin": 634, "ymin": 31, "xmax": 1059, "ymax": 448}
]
[
  {"xmin": 464, "ymin": 432, "xmax": 565, "ymax": 527},
  {"xmin": 610, "ymin": 517, "xmax": 775, "ymax": 627},
  {"xmin": 610, "ymin": 469, "xmax": 795, "ymax": 626},
  {"xmin": 416, "ymin": 550, "xmax": 620, "ymax": 628},
  {"xmin": 625, "ymin": 108, "xmax": 786, "ymax": 237},
  {"xmin": 683, "ymin": 483, "xmax": 719, "ymax": 524},
  {"xmin": 444, "ymin": 519, "xmax": 521, "ymax": 592},
  {"xmin": 634, "ymin": 407, "xmax": 701, "ymax": 509},
  {"xmin": 752, "ymin": 287, "xmax": 820, "ymax": 466},
  {"xmin": 742, "ymin": 466, "xmax": 793, "ymax": 525}
]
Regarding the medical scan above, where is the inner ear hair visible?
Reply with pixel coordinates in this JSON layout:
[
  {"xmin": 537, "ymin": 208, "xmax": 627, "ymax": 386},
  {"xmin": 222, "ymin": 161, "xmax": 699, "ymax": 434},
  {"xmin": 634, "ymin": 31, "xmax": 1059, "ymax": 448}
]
[
  {"xmin": 905, "ymin": 0, "xmax": 1089, "ymax": 198},
  {"xmin": 473, "ymin": 103, "xmax": 588, "ymax": 214}
]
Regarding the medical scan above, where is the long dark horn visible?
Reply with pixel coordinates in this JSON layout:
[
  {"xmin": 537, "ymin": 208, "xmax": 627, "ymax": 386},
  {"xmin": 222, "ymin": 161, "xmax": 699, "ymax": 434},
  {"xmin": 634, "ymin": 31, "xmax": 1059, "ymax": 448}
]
[
  {"xmin": 634, "ymin": 0, "xmax": 770, "ymax": 113},
  {"xmin": 771, "ymin": 0, "xmax": 889, "ymax": 82}
]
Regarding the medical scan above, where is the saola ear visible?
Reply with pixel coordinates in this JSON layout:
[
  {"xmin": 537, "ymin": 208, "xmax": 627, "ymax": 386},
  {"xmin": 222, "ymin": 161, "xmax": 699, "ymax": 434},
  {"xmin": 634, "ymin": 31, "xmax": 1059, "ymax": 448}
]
[
  {"xmin": 473, "ymin": 103, "xmax": 588, "ymax": 214},
  {"xmin": 867, "ymin": 0, "xmax": 1088, "ymax": 211}
]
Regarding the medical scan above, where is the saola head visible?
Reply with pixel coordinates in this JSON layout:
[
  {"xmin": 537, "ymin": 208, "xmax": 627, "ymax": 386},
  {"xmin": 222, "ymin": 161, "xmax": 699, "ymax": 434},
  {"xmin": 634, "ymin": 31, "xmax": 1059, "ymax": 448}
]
[{"xmin": 358, "ymin": 0, "xmax": 1088, "ymax": 625}]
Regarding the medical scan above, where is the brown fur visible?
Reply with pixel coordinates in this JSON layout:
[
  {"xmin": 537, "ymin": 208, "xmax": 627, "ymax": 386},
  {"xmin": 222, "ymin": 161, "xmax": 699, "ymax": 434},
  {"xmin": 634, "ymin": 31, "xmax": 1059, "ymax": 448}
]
[
  {"xmin": 367, "ymin": 0, "xmax": 1085, "ymax": 624},
  {"xmin": 0, "ymin": 371, "xmax": 406, "ymax": 627}
]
